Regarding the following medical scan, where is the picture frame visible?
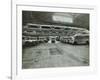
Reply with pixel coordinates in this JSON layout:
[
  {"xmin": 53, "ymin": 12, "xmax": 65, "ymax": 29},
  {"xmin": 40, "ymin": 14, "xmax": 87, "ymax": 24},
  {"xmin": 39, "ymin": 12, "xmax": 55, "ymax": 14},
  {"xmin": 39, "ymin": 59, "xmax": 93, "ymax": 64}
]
[{"xmin": 11, "ymin": 0, "xmax": 97, "ymax": 80}]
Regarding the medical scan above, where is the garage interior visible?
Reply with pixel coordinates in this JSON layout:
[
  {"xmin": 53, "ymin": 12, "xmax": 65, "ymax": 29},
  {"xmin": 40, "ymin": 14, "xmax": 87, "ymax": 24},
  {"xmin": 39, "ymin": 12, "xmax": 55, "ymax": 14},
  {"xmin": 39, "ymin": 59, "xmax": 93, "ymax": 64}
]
[{"xmin": 22, "ymin": 11, "xmax": 89, "ymax": 69}]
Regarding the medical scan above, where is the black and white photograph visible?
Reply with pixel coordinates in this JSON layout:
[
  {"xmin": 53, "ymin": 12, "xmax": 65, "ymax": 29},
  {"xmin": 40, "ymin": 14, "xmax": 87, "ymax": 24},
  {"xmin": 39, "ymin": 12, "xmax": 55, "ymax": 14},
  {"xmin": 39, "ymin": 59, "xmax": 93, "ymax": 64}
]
[{"xmin": 22, "ymin": 11, "xmax": 89, "ymax": 69}]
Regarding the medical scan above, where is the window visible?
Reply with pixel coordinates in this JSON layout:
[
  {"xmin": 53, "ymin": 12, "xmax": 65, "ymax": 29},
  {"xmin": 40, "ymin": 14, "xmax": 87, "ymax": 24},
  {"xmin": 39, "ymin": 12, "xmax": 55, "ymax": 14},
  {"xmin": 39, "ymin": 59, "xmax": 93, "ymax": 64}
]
[
  {"xmin": 52, "ymin": 15, "xmax": 73, "ymax": 23},
  {"xmin": 28, "ymin": 25, "xmax": 39, "ymax": 28},
  {"xmin": 41, "ymin": 26, "xmax": 51, "ymax": 29}
]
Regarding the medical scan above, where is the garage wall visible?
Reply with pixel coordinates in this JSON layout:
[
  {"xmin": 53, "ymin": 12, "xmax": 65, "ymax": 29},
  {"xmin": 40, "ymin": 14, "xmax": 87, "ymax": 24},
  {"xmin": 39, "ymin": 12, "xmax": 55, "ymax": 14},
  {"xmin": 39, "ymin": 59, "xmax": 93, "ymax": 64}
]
[
  {"xmin": 73, "ymin": 14, "xmax": 89, "ymax": 29},
  {"xmin": 22, "ymin": 11, "xmax": 89, "ymax": 29}
]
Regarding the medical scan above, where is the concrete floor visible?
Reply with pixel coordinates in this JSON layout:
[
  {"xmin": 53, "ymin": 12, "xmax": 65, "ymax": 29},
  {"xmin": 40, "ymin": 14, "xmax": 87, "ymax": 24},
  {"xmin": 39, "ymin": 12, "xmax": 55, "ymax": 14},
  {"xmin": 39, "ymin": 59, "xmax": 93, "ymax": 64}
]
[{"xmin": 22, "ymin": 42, "xmax": 89, "ymax": 69}]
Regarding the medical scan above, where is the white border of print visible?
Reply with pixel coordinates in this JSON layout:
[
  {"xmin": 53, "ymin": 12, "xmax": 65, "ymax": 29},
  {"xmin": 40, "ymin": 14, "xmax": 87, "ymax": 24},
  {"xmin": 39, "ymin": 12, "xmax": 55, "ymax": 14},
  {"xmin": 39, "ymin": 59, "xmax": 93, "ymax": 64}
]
[{"xmin": 12, "ymin": 2, "xmax": 97, "ymax": 80}]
